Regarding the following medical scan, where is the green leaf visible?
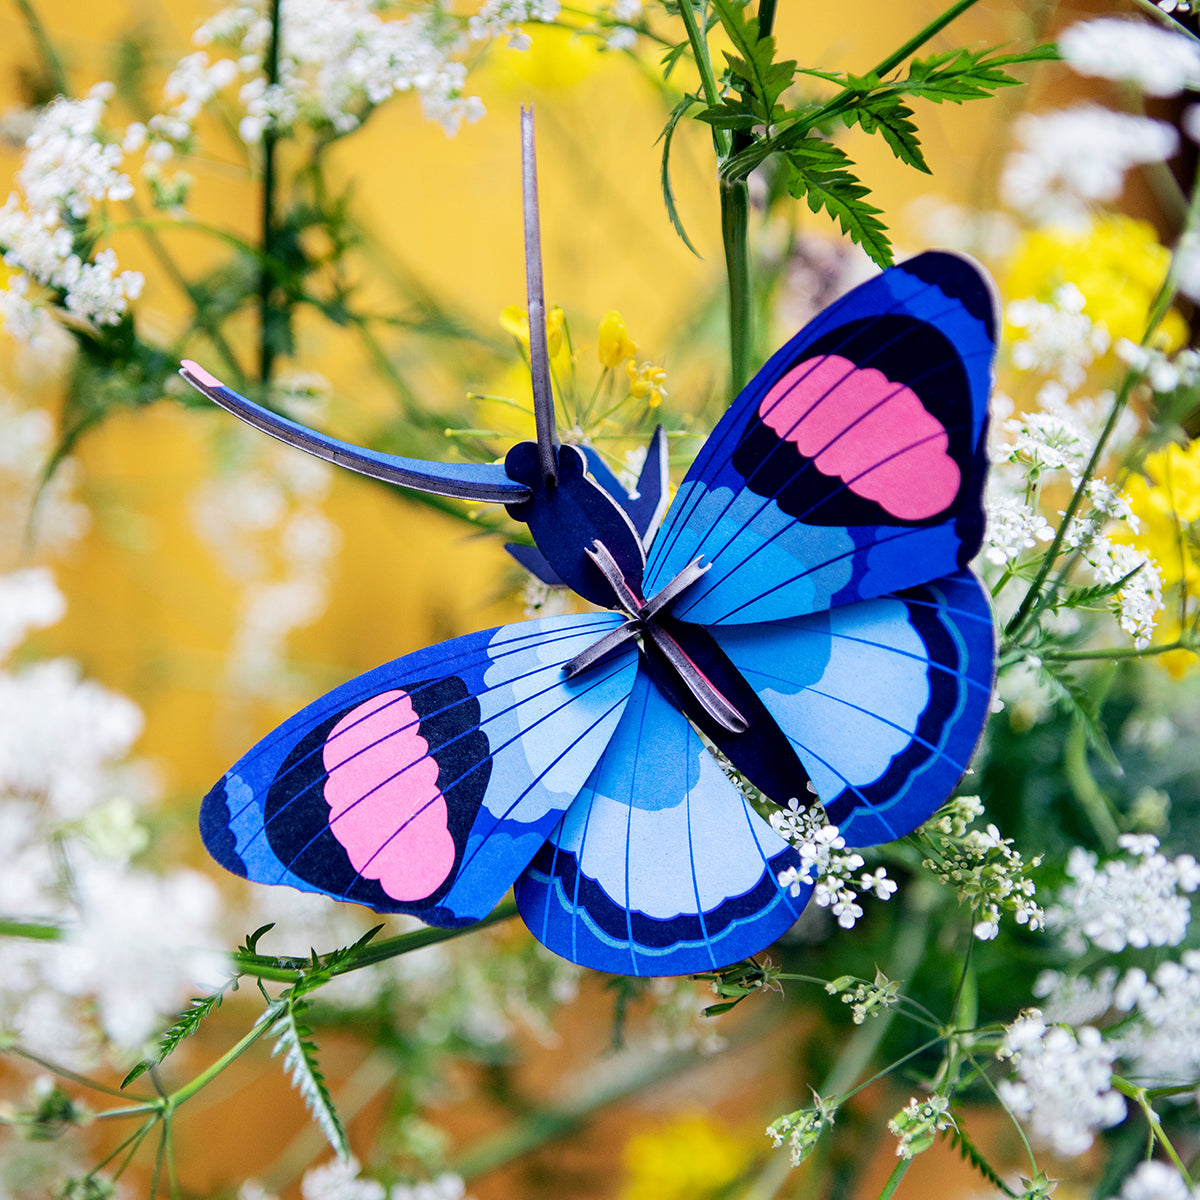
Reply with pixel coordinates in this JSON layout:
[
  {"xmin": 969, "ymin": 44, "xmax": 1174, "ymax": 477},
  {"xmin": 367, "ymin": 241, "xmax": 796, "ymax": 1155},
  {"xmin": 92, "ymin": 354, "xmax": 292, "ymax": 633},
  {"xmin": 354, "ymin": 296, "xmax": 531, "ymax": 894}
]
[
  {"xmin": 843, "ymin": 95, "xmax": 929, "ymax": 173},
  {"xmin": 272, "ymin": 998, "xmax": 349, "ymax": 1160},
  {"xmin": 122, "ymin": 988, "xmax": 229, "ymax": 1088},
  {"xmin": 710, "ymin": 0, "xmax": 796, "ymax": 124},
  {"xmin": 783, "ymin": 139, "xmax": 892, "ymax": 267},
  {"xmin": 901, "ymin": 45, "xmax": 1053, "ymax": 106},
  {"xmin": 658, "ymin": 94, "xmax": 702, "ymax": 257}
]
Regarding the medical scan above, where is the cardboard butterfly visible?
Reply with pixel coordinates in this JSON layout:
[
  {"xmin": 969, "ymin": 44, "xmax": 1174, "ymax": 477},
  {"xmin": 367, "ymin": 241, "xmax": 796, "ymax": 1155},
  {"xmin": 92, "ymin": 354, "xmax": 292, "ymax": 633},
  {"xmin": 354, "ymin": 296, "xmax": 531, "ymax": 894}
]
[{"xmin": 183, "ymin": 121, "xmax": 995, "ymax": 975}]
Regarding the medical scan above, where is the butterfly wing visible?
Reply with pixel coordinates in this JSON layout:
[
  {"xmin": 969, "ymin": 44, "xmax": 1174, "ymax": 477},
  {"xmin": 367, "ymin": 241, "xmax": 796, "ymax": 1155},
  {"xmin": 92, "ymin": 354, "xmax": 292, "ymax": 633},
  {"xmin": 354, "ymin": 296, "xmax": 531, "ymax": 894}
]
[
  {"xmin": 202, "ymin": 613, "xmax": 639, "ymax": 926},
  {"xmin": 514, "ymin": 669, "xmax": 810, "ymax": 975},
  {"xmin": 709, "ymin": 569, "xmax": 994, "ymax": 846},
  {"xmin": 643, "ymin": 252, "xmax": 995, "ymax": 625}
]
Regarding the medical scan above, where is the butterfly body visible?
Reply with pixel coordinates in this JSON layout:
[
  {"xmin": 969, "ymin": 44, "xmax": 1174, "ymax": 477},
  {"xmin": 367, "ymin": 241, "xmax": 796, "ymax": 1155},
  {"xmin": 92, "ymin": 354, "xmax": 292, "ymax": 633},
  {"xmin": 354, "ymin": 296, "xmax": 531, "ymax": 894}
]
[{"xmin": 187, "ymin": 250, "xmax": 997, "ymax": 976}]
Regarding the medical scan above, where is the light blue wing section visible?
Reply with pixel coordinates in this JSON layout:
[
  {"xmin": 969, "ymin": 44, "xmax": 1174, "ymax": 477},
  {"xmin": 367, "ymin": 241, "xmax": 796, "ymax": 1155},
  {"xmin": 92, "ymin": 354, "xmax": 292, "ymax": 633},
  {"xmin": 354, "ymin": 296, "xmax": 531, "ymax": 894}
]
[
  {"xmin": 710, "ymin": 570, "xmax": 994, "ymax": 846},
  {"xmin": 515, "ymin": 670, "xmax": 810, "ymax": 975}
]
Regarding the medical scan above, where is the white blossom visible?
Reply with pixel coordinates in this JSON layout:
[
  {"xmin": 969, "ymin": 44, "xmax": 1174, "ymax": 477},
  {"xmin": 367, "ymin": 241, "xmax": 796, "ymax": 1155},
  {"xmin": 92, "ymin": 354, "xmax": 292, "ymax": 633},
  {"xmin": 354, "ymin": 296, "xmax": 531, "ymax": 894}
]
[
  {"xmin": 1047, "ymin": 836, "xmax": 1199, "ymax": 954},
  {"xmin": 1107, "ymin": 1160, "xmax": 1200, "ymax": 1200},
  {"xmin": 1031, "ymin": 967, "xmax": 1117, "ymax": 1026},
  {"xmin": 983, "ymin": 492, "xmax": 1054, "ymax": 565},
  {"xmin": 390, "ymin": 1174, "xmax": 470, "ymax": 1200},
  {"xmin": 1006, "ymin": 284, "xmax": 1111, "ymax": 388},
  {"xmin": 301, "ymin": 1158, "xmax": 386, "ymax": 1200},
  {"xmin": 1060, "ymin": 19, "xmax": 1200, "ymax": 97},
  {"xmin": 0, "ymin": 567, "xmax": 65, "ymax": 661},
  {"xmin": 775, "ymin": 821, "xmax": 883, "ymax": 930},
  {"xmin": 1111, "ymin": 950, "xmax": 1200, "ymax": 1084},
  {"xmin": 997, "ymin": 1014, "xmax": 1126, "ymax": 1157},
  {"xmin": 1002, "ymin": 106, "xmax": 1179, "ymax": 226}
]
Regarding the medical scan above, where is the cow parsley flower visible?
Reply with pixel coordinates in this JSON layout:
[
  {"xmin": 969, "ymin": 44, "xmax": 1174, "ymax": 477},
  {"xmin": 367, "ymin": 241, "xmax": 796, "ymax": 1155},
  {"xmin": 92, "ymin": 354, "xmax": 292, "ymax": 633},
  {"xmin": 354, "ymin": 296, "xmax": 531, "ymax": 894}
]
[
  {"xmin": 1047, "ymin": 835, "xmax": 1200, "ymax": 954},
  {"xmin": 1059, "ymin": 18, "xmax": 1200, "ymax": 97},
  {"xmin": 997, "ymin": 1014, "xmax": 1126, "ymax": 1157},
  {"xmin": 1106, "ymin": 1160, "xmax": 1200, "ymax": 1200},
  {"xmin": 301, "ymin": 1157, "xmax": 385, "ymax": 1200},
  {"xmin": 887, "ymin": 1094, "xmax": 954, "ymax": 1158},
  {"xmin": 983, "ymin": 492, "xmax": 1054, "ymax": 565},
  {"xmin": 1002, "ymin": 107, "xmax": 1179, "ymax": 226},
  {"xmin": 767, "ymin": 1094, "xmax": 837, "ymax": 1167},
  {"xmin": 1006, "ymin": 284, "xmax": 1111, "ymax": 388},
  {"xmin": 1111, "ymin": 950, "xmax": 1200, "ymax": 1084},
  {"xmin": 776, "ymin": 822, "xmax": 882, "ymax": 929}
]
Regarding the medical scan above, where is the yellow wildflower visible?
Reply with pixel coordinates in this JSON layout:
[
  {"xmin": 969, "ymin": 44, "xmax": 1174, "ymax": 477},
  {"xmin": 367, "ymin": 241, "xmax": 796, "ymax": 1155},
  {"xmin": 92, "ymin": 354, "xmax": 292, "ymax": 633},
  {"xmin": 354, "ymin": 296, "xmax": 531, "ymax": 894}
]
[
  {"xmin": 499, "ymin": 304, "xmax": 566, "ymax": 358},
  {"xmin": 620, "ymin": 1112, "xmax": 755, "ymax": 1200},
  {"xmin": 598, "ymin": 310, "xmax": 637, "ymax": 368},
  {"xmin": 1004, "ymin": 216, "xmax": 1187, "ymax": 351},
  {"xmin": 1118, "ymin": 441, "xmax": 1200, "ymax": 674},
  {"xmin": 627, "ymin": 359, "xmax": 667, "ymax": 407}
]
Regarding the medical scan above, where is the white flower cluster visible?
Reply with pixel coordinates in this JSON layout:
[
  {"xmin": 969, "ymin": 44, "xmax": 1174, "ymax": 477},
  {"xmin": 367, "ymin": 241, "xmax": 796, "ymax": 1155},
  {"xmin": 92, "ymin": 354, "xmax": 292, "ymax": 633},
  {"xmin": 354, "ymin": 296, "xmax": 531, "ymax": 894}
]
[
  {"xmin": 0, "ymin": 87, "xmax": 144, "ymax": 341},
  {"xmin": 0, "ymin": 568, "xmax": 223, "ymax": 1057},
  {"xmin": 982, "ymin": 491, "xmax": 1054, "ymax": 566},
  {"xmin": 1059, "ymin": 18, "xmax": 1200, "ymax": 97},
  {"xmin": 1106, "ymin": 1161, "xmax": 1200, "ymax": 1200},
  {"xmin": 772, "ymin": 802, "xmax": 898, "ymax": 930},
  {"xmin": 1006, "ymin": 285, "xmax": 1111, "ymax": 389},
  {"xmin": 279, "ymin": 1158, "xmax": 471, "ymax": 1200},
  {"xmin": 605, "ymin": 0, "xmax": 644, "ymax": 50},
  {"xmin": 1118, "ymin": 338, "xmax": 1200, "ymax": 395},
  {"xmin": 469, "ymin": 0, "xmax": 561, "ymax": 49},
  {"xmin": 997, "ymin": 1012, "xmax": 1127, "ymax": 1157},
  {"xmin": 921, "ymin": 798, "xmax": 1043, "ymax": 940},
  {"xmin": 148, "ymin": 0, "xmax": 504, "ymax": 146},
  {"xmin": 1079, "ymin": 536, "xmax": 1163, "ymax": 650},
  {"xmin": 824, "ymin": 968, "xmax": 901, "ymax": 1025},
  {"xmin": 1111, "ymin": 950, "xmax": 1200, "ymax": 1084},
  {"xmin": 1047, "ymin": 834, "xmax": 1200, "ymax": 954},
  {"xmin": 1001, "ymin": 106, "xmax": 1179, "ymax": 227}
]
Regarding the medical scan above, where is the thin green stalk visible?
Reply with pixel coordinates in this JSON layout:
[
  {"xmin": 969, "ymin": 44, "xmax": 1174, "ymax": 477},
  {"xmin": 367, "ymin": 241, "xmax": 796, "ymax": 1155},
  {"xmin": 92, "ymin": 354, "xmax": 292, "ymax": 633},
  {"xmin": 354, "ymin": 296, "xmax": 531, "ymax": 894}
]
[
  {"xmin": 877, "ymin": 1155, "xmax": 913, "ymax": 1200},
  {"xmin": 676, "ymin": 0, "xmax": 729, "ymax": 157},
  {"xmin": 165, "ymin": 1007, "xmax": 280, "ymax": 1110},
  {"xmin": 0, "ymin": 918, "xmax": 61, "ymax": 940},
  {"xmin": 5, "ymin": 1047, "xmax": 151, "ymax": 1101},
  {"xmin": 259, "ymin": 0, "xmax": 283, "ymax": 386},
  {"xmin": 721, "ymin": 177, "xmax": 753, "ymax": 394},
  {"xmin": 1115, "ymin": 1078, "xmax": 1194, "ymax": 1186},
  {"xmin": 869, "ymin": 0, "xmax": 983, "ymax": 78}
]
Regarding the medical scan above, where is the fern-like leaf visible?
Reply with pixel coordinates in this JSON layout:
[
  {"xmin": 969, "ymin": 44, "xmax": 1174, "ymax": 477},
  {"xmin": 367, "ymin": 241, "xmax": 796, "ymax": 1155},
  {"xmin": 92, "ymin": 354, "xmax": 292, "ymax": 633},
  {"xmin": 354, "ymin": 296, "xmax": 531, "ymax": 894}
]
[
  {"xmin": 1039, "ymin": 658, "xmax": 1122, "ymax": 773},
  {"xmin": 843, "ymin": 95, "xmax": 928, "ymax": 173},
  {"xmin": 122, "ymin": 987, "xmax": 228, "ymax": 1088},
  {"xmin": 272, "ymin": 998, "xmax": 349, "ymax": 1160},
  {"xmin": 783, "ymin": 138, "xmax": 892, "ymax": 267}
]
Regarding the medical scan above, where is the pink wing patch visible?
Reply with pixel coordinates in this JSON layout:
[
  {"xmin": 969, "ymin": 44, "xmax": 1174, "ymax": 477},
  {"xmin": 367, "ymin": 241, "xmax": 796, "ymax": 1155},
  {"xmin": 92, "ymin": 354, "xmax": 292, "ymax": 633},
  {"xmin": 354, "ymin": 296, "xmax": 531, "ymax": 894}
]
[
  {"xmin": 322, "ymin": 690, "xmax": 456, "ymax": 901},
  {"xmin": 759, "ymin": 354, "xmax": 961, "ymax": 520}
]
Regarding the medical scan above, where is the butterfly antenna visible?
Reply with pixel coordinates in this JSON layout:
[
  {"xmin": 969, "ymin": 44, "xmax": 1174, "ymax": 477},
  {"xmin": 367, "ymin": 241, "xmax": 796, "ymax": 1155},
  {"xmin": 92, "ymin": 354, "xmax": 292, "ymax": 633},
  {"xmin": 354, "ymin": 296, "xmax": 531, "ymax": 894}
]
[{"xmin": 522, "ymin": 105, "xmax": 558, "ymax": 489}]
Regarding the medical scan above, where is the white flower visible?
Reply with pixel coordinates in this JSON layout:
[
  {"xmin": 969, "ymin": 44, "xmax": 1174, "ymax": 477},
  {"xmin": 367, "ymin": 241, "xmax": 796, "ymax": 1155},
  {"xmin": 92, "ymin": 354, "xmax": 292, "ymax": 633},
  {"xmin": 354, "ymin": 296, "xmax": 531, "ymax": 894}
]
[
  {"xmin": 390, "ymin": 1175, "xmax": 470, "ymax": 1200},
  {"xmin": 1107, "ymin": 1160, "xmax": 1200, "ymax": 1200},
  {"xmin": 1006, "ymin": 285, "xmax": 1110, "ymax": 389},
  {"xmin": 1110, "ymin": 950, "xmax": 1200, "ymax": 1084},
  {"xmin": 982, "ymin": 492, "xmax": 1054, "ymax": 565},
  {"xmin": 1060, "ymin": 19, "xmax": 1200, "ymax": 97},
  {"xmin": 302, "ymin": 1158, "xmax": 386, "ymax": 1200},
  {"xmin": 997, "ymin": 1016, "xmax": 1126, "ymax": 1157},
  {"xmin": 1047, "ymin": 838, "xmax": 1199, "ymax": 954},
  {"xmin": 1002, "ymin": 106, "xmax": 1179, "ymax": 226},
  {"xmin": 0, "ymin": 567, "xmax": 65, "ymax": 661}
]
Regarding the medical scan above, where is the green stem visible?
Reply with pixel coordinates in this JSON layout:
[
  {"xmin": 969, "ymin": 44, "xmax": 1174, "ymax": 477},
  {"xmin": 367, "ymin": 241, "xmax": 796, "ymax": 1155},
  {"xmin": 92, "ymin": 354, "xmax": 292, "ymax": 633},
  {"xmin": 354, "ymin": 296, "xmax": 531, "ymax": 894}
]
[
  {"xmin": 1114, "ymin": 1078, "xmax": 1194, "ymax": 1186},
  {"xmin": 4, "ymin": 1047, "xmax": 151, "ymax": 1101},
  {"xmin": 869, "ymin": 0, "xmax": 983, "ymax": 78},
  {"xmin": 0, "ymin": 918, "xmax": 61, "ymax": 940},
  {"xmin": 721, "ymin": 177, "xmax": 753, "ymax": 395},
  {"xmin": 231, "ymin": 899, "xmax": 519, "ymax": 982},
  {"xmin": 1064, "ymin": 721, "xmax": 1120, "ymax": 850},
  {"xmin": 877, "ymin": 1156, "xmax": 913, "ymax": 1200},
  {"xmin": 166, "ymin": 1007, "xmax": 279, "ymax": 1111},
  {"xmin": 676, "ymin": 0, "xmax": 729, "ymax": 158},
  {"xmin": 259, "ymin": 0, "xmax": 283, "ymax": 386}
]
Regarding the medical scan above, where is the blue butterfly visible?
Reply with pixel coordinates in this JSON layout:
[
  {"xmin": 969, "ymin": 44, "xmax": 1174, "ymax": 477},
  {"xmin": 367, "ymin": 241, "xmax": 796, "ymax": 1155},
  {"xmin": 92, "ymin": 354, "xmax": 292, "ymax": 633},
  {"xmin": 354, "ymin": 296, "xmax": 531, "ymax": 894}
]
[{"xmin": 182, "ymin": 250, "xmax": 996, "ymax": 977}]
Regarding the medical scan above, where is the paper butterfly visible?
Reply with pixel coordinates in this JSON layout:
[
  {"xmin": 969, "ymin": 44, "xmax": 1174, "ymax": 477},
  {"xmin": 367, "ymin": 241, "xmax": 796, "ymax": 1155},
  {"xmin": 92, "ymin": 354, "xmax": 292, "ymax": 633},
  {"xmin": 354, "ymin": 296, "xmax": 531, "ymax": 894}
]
[{"xmin": 182, "ymin": 250, "xmax": 996, "ymax": 977}]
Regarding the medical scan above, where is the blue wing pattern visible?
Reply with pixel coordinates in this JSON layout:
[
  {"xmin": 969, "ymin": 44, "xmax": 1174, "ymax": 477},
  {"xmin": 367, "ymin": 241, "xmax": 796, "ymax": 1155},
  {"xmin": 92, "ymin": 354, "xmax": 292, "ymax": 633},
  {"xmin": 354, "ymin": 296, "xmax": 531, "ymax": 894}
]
[
  {"xmin": 709, "ymin": 570, "xmax": 994, "ymax": 846},
  {"xmin": 515, "ymin": 670, "xmax": 810, "ymax": 975},
  {"xmin": 644, "ymin": 253, "xmax": 995, "ymax": 625},
  {"xmin": 201, "ymin": 613, "xmax": 638, "ymax": 926}
]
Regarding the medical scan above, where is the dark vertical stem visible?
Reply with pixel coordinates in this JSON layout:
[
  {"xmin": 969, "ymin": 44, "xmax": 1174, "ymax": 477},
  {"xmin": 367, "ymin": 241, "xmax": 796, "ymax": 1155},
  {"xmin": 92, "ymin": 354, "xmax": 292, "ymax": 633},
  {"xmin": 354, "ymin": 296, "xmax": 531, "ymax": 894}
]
[
  {"xmin": 757, "ymin": 0, "xmax": 776, "ymax": 37},
  {"xmin": 721, "ymin": 178, "xmax": 752, "ymax": 396},
  {"xmin": 259, "ymin": 0, "xmax": 283, "ymax": 387},
  {"xmin": 13, "ymin": 0, "xmax": 69, "ymax": 97}
]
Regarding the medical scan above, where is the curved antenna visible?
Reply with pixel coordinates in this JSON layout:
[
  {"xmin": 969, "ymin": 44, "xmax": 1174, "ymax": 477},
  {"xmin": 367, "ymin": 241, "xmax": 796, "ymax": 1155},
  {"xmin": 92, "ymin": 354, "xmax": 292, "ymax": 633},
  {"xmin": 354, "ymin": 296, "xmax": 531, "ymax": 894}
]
[
  {"xmin": 179, "ymin": 361, "xmax": 532, "ymax": 504},
  {"xmin": 521, "ymin": 105, "xmax": 559, "ymax": 488}
]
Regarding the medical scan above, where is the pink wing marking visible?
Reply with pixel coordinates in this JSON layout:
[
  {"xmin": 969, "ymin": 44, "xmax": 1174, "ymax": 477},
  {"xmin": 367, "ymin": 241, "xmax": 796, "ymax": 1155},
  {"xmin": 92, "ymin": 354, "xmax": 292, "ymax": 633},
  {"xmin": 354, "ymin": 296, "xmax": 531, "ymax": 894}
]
[
  {"xmin": 322, "ymin": 690, "xmax": 455, "ymax": 901},
  {"xmin": 759, "ymin": 354, "xmax": 961, "ymax": 520}
]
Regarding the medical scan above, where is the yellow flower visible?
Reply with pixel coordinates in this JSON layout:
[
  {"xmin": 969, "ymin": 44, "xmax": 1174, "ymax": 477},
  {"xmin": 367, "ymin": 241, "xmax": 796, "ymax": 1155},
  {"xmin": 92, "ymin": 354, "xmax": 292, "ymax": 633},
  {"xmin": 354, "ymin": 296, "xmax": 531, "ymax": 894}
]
[
  {"xmin": 598, "ymin": 310, "xmax": 637, "ymax": 368},
  {"xmin": 627, "ymin": 359, "xmax": 667, "ymax": 407},
  {"xmin": 1004, "ymin": 216, "xmax": 1187, "ymax": 351},
  {"xmin": 499, "ymin": 303, "xmax": 566, "ymax": 358},
  {"xmin": 620, "ymin": 1112, "xmax": 755, "ymax": 1200}
]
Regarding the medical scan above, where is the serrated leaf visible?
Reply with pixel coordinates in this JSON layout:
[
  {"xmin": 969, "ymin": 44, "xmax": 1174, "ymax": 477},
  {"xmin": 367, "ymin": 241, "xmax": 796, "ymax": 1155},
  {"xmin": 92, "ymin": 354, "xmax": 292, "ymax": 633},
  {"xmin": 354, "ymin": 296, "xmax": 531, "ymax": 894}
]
[
  {"xmin": 844, "ymin": 95, "xmax": 928, "ymax": 173},
  {"xmin": 943, "ymin": 1126, "xmax": 1017, "ymax": 1196},
  {"xmin": 658, "ymin": 94, "xmax": 702, "ymax": 257},
  {"xmin": 783, "ymin": 139, "xmax": 892, "ymax": 267},
  {"xmin": 122, "ymin": 988, "xmax": 228, "ymax": 1088},
  {"xmin": 1059, "ymin": 564, "xmax": 1149, "ymax": 609},
  {"xmin": 273, "ymin": 998, "xmax": 349, "ymax": 1160},
  {"xmin": 711, "ymin": 0, "xmax": 796, "ymax": 123}
]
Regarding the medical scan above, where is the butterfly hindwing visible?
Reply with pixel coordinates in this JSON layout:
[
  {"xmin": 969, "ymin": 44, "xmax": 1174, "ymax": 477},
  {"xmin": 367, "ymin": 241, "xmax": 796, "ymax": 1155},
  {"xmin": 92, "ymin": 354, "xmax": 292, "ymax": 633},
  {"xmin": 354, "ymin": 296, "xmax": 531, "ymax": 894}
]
[
  {"xmin": 709, "ymin": 569, "xmax": 994, "ymax": 847},
  {"xmin": 515, "ymin": 669, "xmax": 811, "ymax": 975},
  {"xmin": 201, "ymin": 613, "xmax": 638, "ymax": 926},
  {"xmin": 644, "ymin": 252, "xmax": 995, "ymax": 625}
]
